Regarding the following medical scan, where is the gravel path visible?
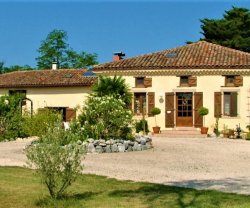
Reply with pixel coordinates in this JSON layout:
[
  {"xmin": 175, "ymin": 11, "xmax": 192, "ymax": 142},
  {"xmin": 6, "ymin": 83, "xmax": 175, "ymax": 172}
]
[{"xmin": 1, "ymin": 137, "xmax": 250, "ymax": 195}]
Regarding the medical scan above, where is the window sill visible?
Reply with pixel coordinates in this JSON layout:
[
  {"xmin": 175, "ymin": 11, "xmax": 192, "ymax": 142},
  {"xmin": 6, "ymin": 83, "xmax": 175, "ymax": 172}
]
[
  {"xmin": 133, "ymin": 86, "xmax": 146, "ymax": 88},
  {"xmin": 221, "ymin": 116, "xmax": 240, "ymax": 119}
]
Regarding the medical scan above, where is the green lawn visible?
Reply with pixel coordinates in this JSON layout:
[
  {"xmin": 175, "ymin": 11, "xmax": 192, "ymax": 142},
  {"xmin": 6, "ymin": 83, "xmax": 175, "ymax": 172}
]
[{"xmin": 0, "ymin": 167, "xmax": 250, "ymax": 208}]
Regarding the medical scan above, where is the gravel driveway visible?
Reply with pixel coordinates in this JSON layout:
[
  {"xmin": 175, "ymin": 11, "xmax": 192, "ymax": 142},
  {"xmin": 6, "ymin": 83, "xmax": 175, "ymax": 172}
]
[{"xmin": 1, "ymin": 137, "xmax": 250, "ymax": 195}]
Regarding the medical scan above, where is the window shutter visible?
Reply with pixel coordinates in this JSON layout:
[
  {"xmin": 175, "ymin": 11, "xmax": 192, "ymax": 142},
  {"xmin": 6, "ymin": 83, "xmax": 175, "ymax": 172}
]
[
  {"xmin": 144, "ymin": 77, "xmax": 152, "ymax": 87},
  {"xmin": 188, "ymin": 76, "xmax": 197, "ymax": 87},
  {"xmin": 165, "ymin": 92, "xmax": 175, "ymax": 128},
  {"xmin": 214, "ymin": 92, "xmax": 222, "ymax": 118},
  {"xmin": 147, "ymin": 92, "xmax": 155, "ymax": 117},
  {"xmin": 194, "ymin": 92, "xmax": 203, "ymax": 127},
  {"xmin": 65, "ymin": 108, "xmax": 76, "ymax": 122},
  {"xmin": 230, "ymin": 92, "xmax": 238, "ymax": 117},
  {"xmin": 234, "ymin": 75, "xmax": 243, "ymax": 87}
]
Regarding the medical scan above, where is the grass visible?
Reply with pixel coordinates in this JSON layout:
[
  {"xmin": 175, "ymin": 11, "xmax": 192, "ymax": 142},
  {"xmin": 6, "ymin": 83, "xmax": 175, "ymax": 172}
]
[{"xmin": 0, "ymin": 167, "xmax": 250, "ymax": 208}]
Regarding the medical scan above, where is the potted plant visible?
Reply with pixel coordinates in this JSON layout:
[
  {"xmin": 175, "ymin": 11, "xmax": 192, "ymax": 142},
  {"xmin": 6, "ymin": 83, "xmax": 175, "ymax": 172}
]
[
  {"xmin": 198, "ymin": 106, "xmax": 209, "ymax": 134},
  {"xmin": 151, "ymin": 107, "xmax": 161, "ymax": 134}
]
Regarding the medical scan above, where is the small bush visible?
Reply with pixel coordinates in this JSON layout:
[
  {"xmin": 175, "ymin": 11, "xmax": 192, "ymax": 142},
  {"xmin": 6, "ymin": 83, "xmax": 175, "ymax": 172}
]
[
  {"xmin": 135, "ymin": 119, "xmax": 149, "ymax": 134},
  {"xmin": 246, "ymin": 132, "xmax": 250, "ymax": 140},
  {"xmin": 26, "ymin": 125, "xmax": 85, "ymax": 199},
  {"xmin": 151, "ymin": 107, "xmax": 161, "ymax": 116},
  {"xmin": 22, "ymin": 109, "xmax": 62, "ymax": 138}
]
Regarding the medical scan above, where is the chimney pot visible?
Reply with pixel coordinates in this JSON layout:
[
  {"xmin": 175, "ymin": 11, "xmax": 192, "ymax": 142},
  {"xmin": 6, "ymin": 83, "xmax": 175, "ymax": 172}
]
[
  {"xmin": 113, "ymin": 52, "xmax": 125, "ymax": 61},
  {"xmin": 52, "ymin": 61, "xmax": 58, "ymax": 70}
]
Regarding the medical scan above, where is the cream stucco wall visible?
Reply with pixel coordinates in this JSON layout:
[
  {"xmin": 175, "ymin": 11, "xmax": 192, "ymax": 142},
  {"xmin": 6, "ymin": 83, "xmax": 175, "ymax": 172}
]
[
  {"xmin": 122, "ymin": 74, "xmax": 250, "ymax": 132},
  {"xmin": 0, "ymin": 86, "xmax": 91, "ymax": 115}
]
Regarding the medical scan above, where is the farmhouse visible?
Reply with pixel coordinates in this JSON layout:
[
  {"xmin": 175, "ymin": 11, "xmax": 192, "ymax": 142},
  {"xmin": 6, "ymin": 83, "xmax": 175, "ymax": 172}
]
[
  {"xmin": 0, "ymin": 68, "xmax": 96, "ymax": 121},
  {"xmin": 93, "ymin": 41, "xmax": 250, "ymax": 133}
]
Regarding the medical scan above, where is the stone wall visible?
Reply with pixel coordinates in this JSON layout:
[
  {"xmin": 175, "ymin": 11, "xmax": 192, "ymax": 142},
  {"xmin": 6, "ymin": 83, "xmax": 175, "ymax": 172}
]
[{"xmin": 85, "ymin": 135, "xmax": 152, "ymax": 153}]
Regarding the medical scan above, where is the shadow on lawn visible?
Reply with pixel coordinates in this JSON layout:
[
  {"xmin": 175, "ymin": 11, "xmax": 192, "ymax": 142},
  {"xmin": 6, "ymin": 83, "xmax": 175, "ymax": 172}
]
[
  {"xmin": 167, "ymin": 177, "xmax": 250, "ymax": 195},
  {"xmin": 109, "ymin": 184, "xmax": 230, "ymax": 208}
]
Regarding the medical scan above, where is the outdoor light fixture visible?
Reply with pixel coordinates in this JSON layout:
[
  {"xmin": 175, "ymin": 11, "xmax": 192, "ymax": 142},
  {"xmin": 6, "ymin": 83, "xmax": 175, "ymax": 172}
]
[{"xmin": 159, "ymin": 93, "xmax": 164, "ymax": 103}]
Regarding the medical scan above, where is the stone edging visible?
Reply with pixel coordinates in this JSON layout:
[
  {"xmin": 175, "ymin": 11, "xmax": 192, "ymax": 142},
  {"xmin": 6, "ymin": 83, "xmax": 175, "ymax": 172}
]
[{"xmin": 86, "ymin": 135, "xmax": 153, "ymax": 153}]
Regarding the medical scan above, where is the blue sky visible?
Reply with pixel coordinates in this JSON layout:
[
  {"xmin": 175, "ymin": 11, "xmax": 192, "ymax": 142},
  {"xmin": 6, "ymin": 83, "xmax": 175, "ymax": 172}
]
[{"xmin": 0, "ymin": 0, "xmax": 249, "ymax": 68}]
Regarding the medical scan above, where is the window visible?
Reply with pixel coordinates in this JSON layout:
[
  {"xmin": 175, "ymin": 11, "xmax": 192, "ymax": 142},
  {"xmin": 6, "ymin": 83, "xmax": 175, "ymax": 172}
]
[
  {"xmin": 135, "ymin": 77, "xmax": 152, "ymax": 88},
  {"xmin": 223, "ymin": 92, "xmax": 238, "ymax": 117},
  {"xmin": 9, "ymin": 90, "xmax": 26, "ymax": 96},
  {"xmin": 225, "ymin": 75, "xmax": 235, "ymax": 87},
  {"xmin": 46, "ymin": 107, "xmax": 76, "ymax": 122},
  {"xmin": 135, "ymin": 77, "xmax": 145, "ymax": 87},
  {"xmin": 179, "ymin": 76, "xmax": 197, "ymax": 87},
  {"xmin": 180, "ymin": 76, "xmax": 189, "ymax": 86},
  {"xmin": 224, "ymin": 75, "xmax": 243, "ymax": 87},
  {"xmin": 134, "ymin": 93, "xmax": 146, "ymax": 114}
]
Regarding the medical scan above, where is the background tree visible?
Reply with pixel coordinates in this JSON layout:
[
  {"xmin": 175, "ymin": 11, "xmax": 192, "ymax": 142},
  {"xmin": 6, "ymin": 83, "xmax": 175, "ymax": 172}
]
[
  {"xmin": 0, "ymin": 62, "xmax": 33, "ymax": 74},
  {"xmin": 92, "ymin": 75, "xmax": 132, "ymax": 107},
  {"xmin": 36, "ymin": 29, "xmax": 98, "ymax": 69},
  {"xmin": 200, "ymin": 7, "xmax": 250, "ymax": 52}
]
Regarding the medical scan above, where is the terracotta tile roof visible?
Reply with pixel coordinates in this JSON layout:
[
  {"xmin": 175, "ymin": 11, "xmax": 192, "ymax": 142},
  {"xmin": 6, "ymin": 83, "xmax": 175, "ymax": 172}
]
[
  {"xmin": 0, "ymin": 69, "xmax": 97, "ymax": 88},
  {"xmin": 94, "ymin": 41, "xmax": 250, "ymax": 71}
]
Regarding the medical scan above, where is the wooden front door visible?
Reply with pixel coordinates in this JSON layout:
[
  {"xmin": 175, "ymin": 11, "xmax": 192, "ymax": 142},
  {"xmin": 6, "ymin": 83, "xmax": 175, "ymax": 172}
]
[{"xmin": 176, "ymin": 92, "xmax": 193, "ymax": 127}]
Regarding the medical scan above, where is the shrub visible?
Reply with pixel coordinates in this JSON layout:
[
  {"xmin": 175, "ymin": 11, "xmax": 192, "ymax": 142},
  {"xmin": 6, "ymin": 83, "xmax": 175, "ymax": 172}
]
[
  {"xmin": 0, "ymin": 94, "xmax": 26, "ymax": 141},
  {"xmin": 198, "ymin": 106, "xmax": 209, "ymax": 126},
  {"xmin": 22, "ymin": 109, "xmax": 62, "ymax": 138},
  {"xmin": 151, "ymin": 107, "xmax": 161, "ymax": 127},
  {"xmin": 135, "ymin": 119, "xmax": 149, "ymax": 134},
  {"xmin": 78, "ymin": 95, "xmax": 133, "ymax": 140},
  {"xmin": 246, "ymin": 132, "xmax": 250, "ymax": 140},
  {"xmin": 26, "ymin": 125, "xmax": 85, "ymax": 199}
]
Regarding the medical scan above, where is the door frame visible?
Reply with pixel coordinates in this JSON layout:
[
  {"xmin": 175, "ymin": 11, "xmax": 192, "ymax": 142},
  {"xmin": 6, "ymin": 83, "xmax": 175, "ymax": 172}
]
[
  {"xmin": 175, "ymin": 92, "xmax": 193, "ymax": 127},
  {"xmin": 166, "ymin": 89, "xmax": 197, "ymax": 128}
]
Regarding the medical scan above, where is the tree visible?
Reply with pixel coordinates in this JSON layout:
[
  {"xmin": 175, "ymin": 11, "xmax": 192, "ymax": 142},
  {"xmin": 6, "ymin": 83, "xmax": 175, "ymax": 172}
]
[
  {"xmin": 36, "ymin": 29, "xmax": 98, "ymax": 69},
  {"xmin": 0, "ymin": 62, "xmax": 33, "ymax": 74},
  {"xmin": 92, "ymin": 75, "xmax": 132, "ymax": 107},
  {"xmin": 26, "ymin": 125, "xmax": 85, "ymax": 199},
  {"xmin": 200, "ymin": 7, "xmax": 250, "ymax": 52}
]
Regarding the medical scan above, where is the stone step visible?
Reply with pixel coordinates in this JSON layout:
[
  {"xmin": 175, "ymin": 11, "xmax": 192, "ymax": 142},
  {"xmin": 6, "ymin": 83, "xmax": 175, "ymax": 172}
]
[
  {"xmin": 153, "ymin": 133, "xmax": 207, "ymax": 138},
  {"xmin": 153, "ymin": 128, "xmax": 207, "ymax": 138}
]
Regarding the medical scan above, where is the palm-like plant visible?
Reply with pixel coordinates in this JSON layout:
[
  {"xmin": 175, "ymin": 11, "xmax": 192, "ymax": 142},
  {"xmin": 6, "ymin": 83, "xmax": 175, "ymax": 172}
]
[{"xmin": 92, "ymin": 75, "xmax": 132, "ymax": 107}]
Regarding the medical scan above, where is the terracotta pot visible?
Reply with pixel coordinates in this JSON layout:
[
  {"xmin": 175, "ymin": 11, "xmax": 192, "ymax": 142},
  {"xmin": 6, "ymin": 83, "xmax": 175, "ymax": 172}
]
[
  {"xmin": 153, "ymin": 126, "xmax": 161, "ymax": 134},
  {"xmin": 200, "ymin": 127, "xmax": 209, "ymax": 134}
]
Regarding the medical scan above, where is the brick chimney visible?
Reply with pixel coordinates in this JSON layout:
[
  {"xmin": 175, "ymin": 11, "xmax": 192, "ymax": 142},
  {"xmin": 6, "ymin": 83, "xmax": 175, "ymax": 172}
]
[{"xmin": 113, "ymin": 52, "xmax": 125, "ymax": 61}]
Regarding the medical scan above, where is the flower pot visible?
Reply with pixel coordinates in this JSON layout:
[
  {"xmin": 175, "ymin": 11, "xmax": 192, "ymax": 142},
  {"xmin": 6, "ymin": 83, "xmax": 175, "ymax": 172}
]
[
  {"xmin": 200, "ymin": 127, "xmax": 208, "ymax": 134},
  {"xmin": 153, "ymin": 126, "xmax": 161, "ymax": 134}
]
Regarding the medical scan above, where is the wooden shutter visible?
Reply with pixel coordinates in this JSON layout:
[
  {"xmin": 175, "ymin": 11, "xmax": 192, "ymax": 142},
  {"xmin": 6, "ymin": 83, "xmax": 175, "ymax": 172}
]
[
  {"xmin": 234, "ymin": 75, "xmax": 243, "ymax": 87},
  {"xmin": 144, "ymin": 77, "xmax": 152, "ymax": 87},
  {"xmin": 188, "ymin": 76, "xmax": 197, "ymax": 87},
  {"xmin": 194, "ymin": 92, "xmax": 203, "ymax": 127},
  {"xmin": 165, "ymin": 92, "xmax": 175, "ymax": 128},
  {"xmin": 65, "ymin": 108, "xmax": 76, "ymax": 122},
  {"xmin": 214, "ymin": 92, "xmax": 222, "ymax": 118},
  {"xmin": 230, "ymin": 92, "xmax": 238, "ymax": 117},
  {"xmin": 147, "ymin": 92, "xmax": 155, "ymax": 117}
]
